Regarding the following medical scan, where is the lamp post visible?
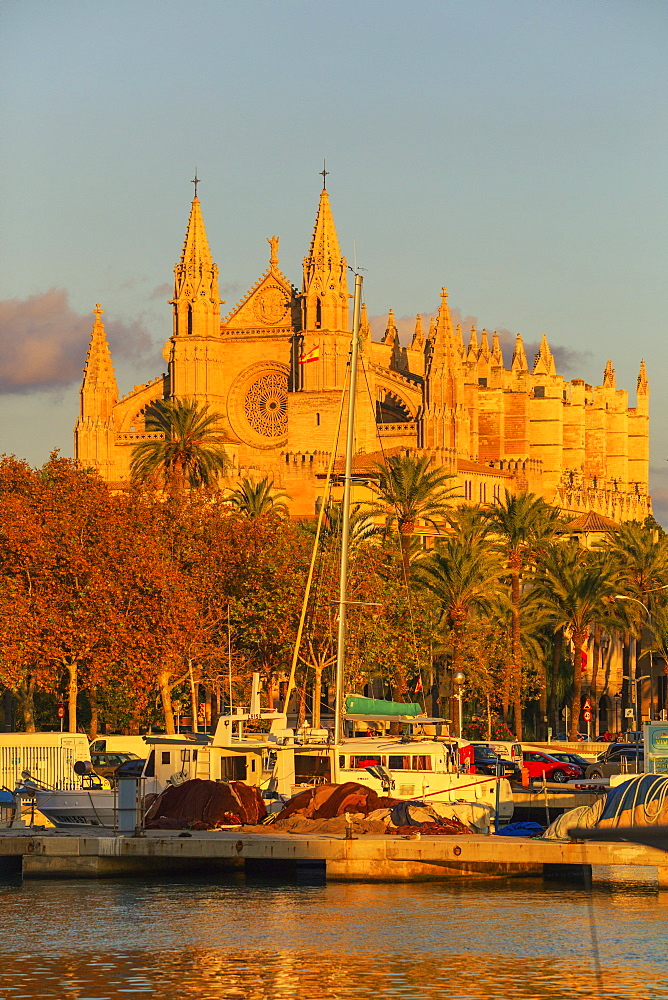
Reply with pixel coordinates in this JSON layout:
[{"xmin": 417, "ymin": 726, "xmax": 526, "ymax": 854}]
[{"xmin": 453, "ymin": 670, "xmax": 466, "ymax": 738}]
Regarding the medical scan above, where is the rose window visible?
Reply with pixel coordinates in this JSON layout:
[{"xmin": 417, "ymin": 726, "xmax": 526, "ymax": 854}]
[{"xmin": 244, "ymin": 371, "xmax": 289, "ymax": 438}]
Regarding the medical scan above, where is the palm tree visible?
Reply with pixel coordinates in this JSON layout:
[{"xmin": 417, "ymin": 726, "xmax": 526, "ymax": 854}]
[
  {"xmin": 130, "ymin": 398, "xmax": 227, "ymax": 491},
  {"xmin": 536, "ymin": 544, "xmax": 618, "ymax": 741},
  {"xmin": 366, "ymin": 454, "xmax": 459, "ymax": 581},
  {"xmin": 481, "ymin": 490, "xmax": 562, "ymax": 739},
  {"xmin": 607, "ymin": 523, "xmax": 668, "ymax": 714},
  {"xmin": 414, "ymin": 535, "xmax": 505, "ymax": 721},
  {"xmin": 225, "ymin": 476, "xmax": 291, "ymax": 518}
]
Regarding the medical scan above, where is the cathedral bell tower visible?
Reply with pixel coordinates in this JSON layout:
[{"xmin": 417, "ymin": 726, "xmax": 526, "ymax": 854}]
[
  {"xmin": 75, "ymin": 304, "xmax": 119, "ymax": 475},
  {"xmin": 299, "ymin": 180, "xmax": 350, "ymax": 391},
  {"xmin": 167, "ymin": 183, "xmax": 224, "ymax": 401}
]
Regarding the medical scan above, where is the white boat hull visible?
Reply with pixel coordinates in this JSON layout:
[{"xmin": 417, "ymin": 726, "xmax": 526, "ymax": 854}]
[{"xmin": 28, "ymin": 788, "xmax": 118, "ymax": 831}]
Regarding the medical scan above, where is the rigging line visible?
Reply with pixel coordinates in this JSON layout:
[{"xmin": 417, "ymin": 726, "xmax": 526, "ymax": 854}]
[
  {"xmin": 359, "ymin": 354, "xmax": 427, "ymax": 711},
  {"xmin": 281, "ymin": 359, "xmax": 351, "ymax": 716}
]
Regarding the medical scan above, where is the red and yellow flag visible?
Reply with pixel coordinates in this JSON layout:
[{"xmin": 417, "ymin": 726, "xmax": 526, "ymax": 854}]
[{"xmin": 299, "ymin": 344, "xmax": 320, "ymax": 365}]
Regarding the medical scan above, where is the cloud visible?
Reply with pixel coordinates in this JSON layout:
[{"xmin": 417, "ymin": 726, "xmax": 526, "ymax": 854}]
[
  {"xmin": 0, "ymin": 289, "xmax": 156, "ymax": 395},
  {"xmin": 368, "ymin": 308, "xmax": 591, "ymax": 377},
  {"xmin": 149, "ymin": 283, "xmax": 172, "ymax": 301}
]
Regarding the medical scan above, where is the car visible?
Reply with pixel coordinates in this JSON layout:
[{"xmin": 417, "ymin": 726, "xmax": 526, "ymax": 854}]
[
  {"xmin": 114, "ymin": 758, "xmax": 147, "ymax": 779},
  {"xmin": 521, "ymin": 750, "xmax": 582, "ymax": 784},
  {"xmin": 584, "ymin": 744, "xmax": 644, "ymax": 780},
  {"xmin": 89, "ymin": 751, "xmax": 139, "ymax": 781},
  {"xmin": 542, "ymin": 750, "xmax": 591, "ymax": 777},
  {"xmin": 472, "ymin": 746, "xmax": 522, "ymax": 781},
  {"xmin": 553, "ymin": 732, "xmax": 589, "ymax": 742}
]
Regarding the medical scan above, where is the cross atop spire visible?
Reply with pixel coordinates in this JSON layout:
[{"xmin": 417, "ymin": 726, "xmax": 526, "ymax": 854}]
[
  {"xmin": 320, "ymin": 160, "xmax": 329, "ymax": 189},
  {"xmin": 191, "ymin": 169, "xmax": 201, "ymax": 199}
]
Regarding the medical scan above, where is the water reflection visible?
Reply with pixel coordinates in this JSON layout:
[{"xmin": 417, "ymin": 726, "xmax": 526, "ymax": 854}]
[{"xmin": 1, "ymin": 874, "xmax": 666, "ymax": 999}]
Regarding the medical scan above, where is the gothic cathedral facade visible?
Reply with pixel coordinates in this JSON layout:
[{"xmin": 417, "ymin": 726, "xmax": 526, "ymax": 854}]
[{"xmin": 75, "ymin": 185, "xmax": 651, "ymax": 522}]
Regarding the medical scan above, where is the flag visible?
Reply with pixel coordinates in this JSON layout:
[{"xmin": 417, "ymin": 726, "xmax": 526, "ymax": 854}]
[
  {"xmin": 415, "ymin": 675, "xmax": 423, "ymax": 693},
  {"xmin": 299, "ymin": 344, "xmax": 320, "ymax": 364}
]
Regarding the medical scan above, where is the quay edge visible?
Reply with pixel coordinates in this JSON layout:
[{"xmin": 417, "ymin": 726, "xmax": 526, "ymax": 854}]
[{"xmin": 0, "ymin": 831, "xmax": 667, "ymax": 885}]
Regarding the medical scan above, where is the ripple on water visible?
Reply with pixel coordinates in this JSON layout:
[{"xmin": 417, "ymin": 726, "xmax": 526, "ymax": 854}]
[{"xmin": 1, "ymin": 874, "xmax": 666, "ymax": 1000}]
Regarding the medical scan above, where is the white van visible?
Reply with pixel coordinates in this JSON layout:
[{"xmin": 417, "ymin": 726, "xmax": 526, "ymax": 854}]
[
  {"xmin": 89, "ymin": 735, "xmax": 151, "ymax": 757},
  {"xmin": 0, "ymin": 732, "xmax": 91, "ymax": 790}
]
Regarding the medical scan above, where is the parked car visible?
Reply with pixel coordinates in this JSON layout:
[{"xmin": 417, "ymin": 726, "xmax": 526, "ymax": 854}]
[
  {"xmin": 553, "ymin": 732, "xmax": 588, "ymax": 742},
  {"xmin": 472, "ymin": 745, "xmax": 522, "ymax": 781},
  {"xmin": 542, "ymin": 750, "xmax": 591, "ymax": 777},
  {"xmin": 584, "ymin": 744, "xmax": 644, "ymax": 780},
  {"xmin": 90, "ymin": 751, "xmax": 139, "ymax": 781},
  {"xmin": 114, "ymin": 758, "xmax": 147, "ymax": 780},
  {"xmin": 521, "ymin": 750, "xmax": 582, "ymax": 784}
]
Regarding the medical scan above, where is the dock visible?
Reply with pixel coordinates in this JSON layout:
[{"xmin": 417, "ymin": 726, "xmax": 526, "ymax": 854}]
[{"xmin": 1, "ymin": 828, "xmax": 666, "ymax": 884}]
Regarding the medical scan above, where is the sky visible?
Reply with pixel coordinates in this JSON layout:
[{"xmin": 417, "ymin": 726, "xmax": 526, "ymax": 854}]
[{"xmin": 0, "ymin": 0, "xmax": 666, "ymax": 521}]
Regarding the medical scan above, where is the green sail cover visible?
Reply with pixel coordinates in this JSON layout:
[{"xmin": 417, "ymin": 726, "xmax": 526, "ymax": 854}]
[{"xmin": 345, "ymin": 696, "xmax": 423, "ymax": 718}]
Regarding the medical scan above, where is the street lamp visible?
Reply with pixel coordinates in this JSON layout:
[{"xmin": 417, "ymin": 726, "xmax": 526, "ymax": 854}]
[{"xmin": 453, "ymin": 670, "xmax": 466, "ymax": 738}]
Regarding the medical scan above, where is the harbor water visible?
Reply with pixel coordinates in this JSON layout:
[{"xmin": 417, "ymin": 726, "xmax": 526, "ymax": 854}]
[{"xmin": 1, "ymin": 868, "xmax": 667, "ymax": 1000}]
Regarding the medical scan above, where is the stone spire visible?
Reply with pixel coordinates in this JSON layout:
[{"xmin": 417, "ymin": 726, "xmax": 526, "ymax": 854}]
[
  {"xmin": 467, "ymin": 325, "xmax": 479, "ymax": 360},
  {"xmin": 79, "ymin": 304, "xmax": 118, "ymax": 420},
  {"xmin": 637, "ymin": 359, "xmax": 648, "ymax": 395},
  {"xmin": 382, "ymin": 308, "xmax": 399, "ymax": 345},
  {"xmin": 359, "ymin": 301, "xmax": 371, "ymax": 344},
  {"xmin": 171, "ymin": 195, "xmax": 222, "ymax": 339},
  {"xmin": 302, "ymin": 186, "xmax": 349, "ymax": 333},
  {"xmin": 532, "ymin": 333, "xmax": 556, "ymax": 376},
  {"xmin": 479, "ymin": 328, "xmax": 490, "ymax": 359},
  {"xmin": 511, "ymin": 333, "xmax": 529, "ymax": 373},
  {"xmin": 491, "ymin": 331, "xmax": 504, "ymax": 366},
  {"xmin": 432, "ymin": 287, "xmax": 454, "ymax": 347},
  {"xmin": 454, "ymin": 323, "xmax": 465, "ymax": 357},
  {"xmin": 411, "ymin": 313, "xmax": 424, "ymax": 350},
  {"xmin": 603, "ymin": 360, "xmax": 616, "ymax": 389}
]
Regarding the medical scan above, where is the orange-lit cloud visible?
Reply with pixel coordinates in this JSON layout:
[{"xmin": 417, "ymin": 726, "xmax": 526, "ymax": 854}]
[{"xmin": 0, "ymin": 289, "xmax": 156, "ymax": 394}]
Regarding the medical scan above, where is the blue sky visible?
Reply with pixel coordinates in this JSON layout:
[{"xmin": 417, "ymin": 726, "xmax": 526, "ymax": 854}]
[{"xmin": 1, "ymin": 1, "xmax": 666, "ymax": 520}]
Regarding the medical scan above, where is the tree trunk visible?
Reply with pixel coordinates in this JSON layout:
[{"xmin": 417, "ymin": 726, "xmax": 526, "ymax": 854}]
[
  {"xmin": 15, "ymin": 678, "xmax": 36, "ymax": 732},
  {"xmin": 157, "ymin": 669, "xmax": 176, "ymax": 734},
  {"xmin": 89, "ymin": 683, "xmax": 99, "ymax": 740},
  {"xmin": 590, "ymin": 626, "xmax": 601, "ymax": 737},
  {"xmin": 550, "ymin": 628, "xmax": 563, "ymax": 733},
  {"xmin": 569, "ymin": 634, "xmax": 585, "ymax": 741},
  {"xmin": 297, "ymin": 672, "xmax": 307, "ymax": 728},
  {"xmin": 66, "ymin": 659, "xmax": 78, "ymax": 733},
  {"xmin": 538, "ymin": 649, "xmax": 548, "ymax": 741},
  {"xmin": 313, "ymin": 664, "xmax": 323, "ymax": 728},
  {"xmin": 622, "ymin": 632, "xmax": 631, "ymax": 732},
  {"xmin": 510, "ymin": 559, "xmax": 523, "ymax": 740},
  {"xmin": 399, "ymin": 526, "xmax": 413, "ymax": 585},
  {"xmin": 2, "ymin": 687, "xmax": 13, "ymax": 732},
  {"xmin": 188, "ymin": 659, "xmax": 198, "ymax": 733}
]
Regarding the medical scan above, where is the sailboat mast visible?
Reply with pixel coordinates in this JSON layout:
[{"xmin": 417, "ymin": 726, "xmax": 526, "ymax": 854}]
[{"xmin": 334, "ymin": 273, "xmax": 364, "ymax": 742}]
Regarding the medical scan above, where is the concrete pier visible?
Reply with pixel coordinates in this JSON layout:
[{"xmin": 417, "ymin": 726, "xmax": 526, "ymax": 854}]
[{"xmin": 0, "ymin": 829, "xmax": 666, "ymax": 884}]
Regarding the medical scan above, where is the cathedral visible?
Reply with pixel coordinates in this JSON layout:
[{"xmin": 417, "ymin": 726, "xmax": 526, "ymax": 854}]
[{"xmin": 75, "ymin": 183, "xmax": 651, "ymax": 522}]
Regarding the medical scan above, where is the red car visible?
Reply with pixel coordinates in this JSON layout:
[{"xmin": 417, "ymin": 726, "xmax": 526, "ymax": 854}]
[{"xmin": 522, "ymin": 750, "xmax": 581, "ymax": 784}]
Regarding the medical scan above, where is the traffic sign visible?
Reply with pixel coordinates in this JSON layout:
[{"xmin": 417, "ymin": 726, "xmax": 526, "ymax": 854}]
[
  {"xmin": 57, "ymin": 705, "xmax": 65, "ymax": 719},
  {"xmin": 583, "ymin": 709, "xmax": 592, "ymax": 722}
]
